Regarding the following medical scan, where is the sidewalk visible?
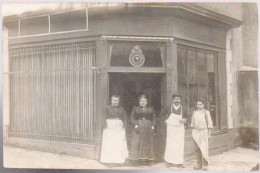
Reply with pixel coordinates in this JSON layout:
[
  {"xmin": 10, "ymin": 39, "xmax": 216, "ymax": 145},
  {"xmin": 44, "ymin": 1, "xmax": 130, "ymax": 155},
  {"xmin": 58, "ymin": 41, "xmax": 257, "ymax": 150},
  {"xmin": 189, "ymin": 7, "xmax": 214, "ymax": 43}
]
[{"xmin": 3, "ymin": 146, "xmax": 259, "ymax": 171}]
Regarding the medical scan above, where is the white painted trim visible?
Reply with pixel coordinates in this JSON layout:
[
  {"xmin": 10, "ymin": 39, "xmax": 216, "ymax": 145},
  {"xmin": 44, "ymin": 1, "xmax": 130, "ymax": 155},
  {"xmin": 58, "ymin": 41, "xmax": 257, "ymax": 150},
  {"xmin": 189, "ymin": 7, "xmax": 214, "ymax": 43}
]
[
  {"xmin": 2, "ymin": 27, "xmax": 10, "ymax": 127},
  {"xmin": 226, "ymin": 30, "xmax": 233, "ymax": 129},
  {"xmin": 102, "ymin": 35, "xmax": 174, "ymax": 42},
  {"xmin": 8, "ymin": 29, "xmax": 89, "ymax": 39}
]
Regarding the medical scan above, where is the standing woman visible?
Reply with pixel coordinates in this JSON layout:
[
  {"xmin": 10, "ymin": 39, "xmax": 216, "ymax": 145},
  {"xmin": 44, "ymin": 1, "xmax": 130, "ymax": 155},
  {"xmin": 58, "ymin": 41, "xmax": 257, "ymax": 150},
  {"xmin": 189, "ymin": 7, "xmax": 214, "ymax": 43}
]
[
  {"xmin": 190, "ymin": 98, "xmax": 213, "ymax": 170},
  {"xmin": 128, "ymin": 95, "xmax": 156, "ymax": 165},
  {"xmin": 100, "ymin": 95, "xmax": 129, "ymax": 166}
]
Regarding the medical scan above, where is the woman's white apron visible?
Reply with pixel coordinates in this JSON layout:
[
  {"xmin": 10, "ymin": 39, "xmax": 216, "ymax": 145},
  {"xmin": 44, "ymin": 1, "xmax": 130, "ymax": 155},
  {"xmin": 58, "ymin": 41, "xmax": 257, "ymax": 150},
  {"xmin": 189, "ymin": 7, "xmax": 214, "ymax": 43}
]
[
  {"xmin": 100, "ymin": 119, "xmax": 129, "ymax": 163},
  {"xmin": 164, "ymin": 106, "xmax": 185, "ymax": 164}
]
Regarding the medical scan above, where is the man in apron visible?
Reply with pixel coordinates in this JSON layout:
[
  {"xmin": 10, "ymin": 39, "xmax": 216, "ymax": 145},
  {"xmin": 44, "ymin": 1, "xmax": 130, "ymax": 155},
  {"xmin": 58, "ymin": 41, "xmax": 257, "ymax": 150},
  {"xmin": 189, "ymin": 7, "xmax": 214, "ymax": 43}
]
[
  {"xmin": 160, "ymin": 94, "xmax": 188, "ymax": 167},
  {"xmin": 190, "ymin": 98, "xmax": 213, "ymax": 170}
]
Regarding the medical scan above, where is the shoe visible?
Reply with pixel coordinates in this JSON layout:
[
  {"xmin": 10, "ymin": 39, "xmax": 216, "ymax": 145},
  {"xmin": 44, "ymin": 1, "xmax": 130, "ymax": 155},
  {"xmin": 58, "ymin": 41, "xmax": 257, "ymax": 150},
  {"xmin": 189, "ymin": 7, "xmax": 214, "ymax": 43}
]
[{"xmin": 193, "ymin": 163, "xmax": 202, "ymax": 170}]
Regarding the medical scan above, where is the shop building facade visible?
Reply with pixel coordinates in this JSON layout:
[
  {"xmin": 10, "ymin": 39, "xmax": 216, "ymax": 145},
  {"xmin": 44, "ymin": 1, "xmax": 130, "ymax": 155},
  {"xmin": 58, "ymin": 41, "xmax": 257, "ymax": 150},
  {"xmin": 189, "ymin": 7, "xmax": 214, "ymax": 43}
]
[{"xmin": 2, "ymin": 2, "xmax": 258, "ymax": 160}]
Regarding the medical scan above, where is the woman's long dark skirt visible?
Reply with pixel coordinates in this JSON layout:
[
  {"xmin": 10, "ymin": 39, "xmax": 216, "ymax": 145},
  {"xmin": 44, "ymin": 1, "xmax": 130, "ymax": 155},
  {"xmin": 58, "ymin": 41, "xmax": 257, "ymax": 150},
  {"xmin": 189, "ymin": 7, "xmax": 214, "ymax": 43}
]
[{"xmin": 129, "ymin": 119, "xmax": 155, "ymax": 160}]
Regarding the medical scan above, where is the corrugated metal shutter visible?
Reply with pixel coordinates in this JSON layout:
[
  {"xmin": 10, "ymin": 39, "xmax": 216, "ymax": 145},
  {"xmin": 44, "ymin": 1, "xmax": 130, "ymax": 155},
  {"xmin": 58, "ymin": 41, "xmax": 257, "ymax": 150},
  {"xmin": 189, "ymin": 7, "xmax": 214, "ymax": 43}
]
[{"xmin": 9, "ymin": 42, "xmax": 97, "ymax": 144}]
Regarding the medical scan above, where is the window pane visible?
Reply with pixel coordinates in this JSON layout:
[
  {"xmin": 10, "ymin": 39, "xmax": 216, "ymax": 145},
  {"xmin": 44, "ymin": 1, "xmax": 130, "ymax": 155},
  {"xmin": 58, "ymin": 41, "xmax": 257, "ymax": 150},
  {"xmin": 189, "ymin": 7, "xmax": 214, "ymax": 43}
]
[
  {"xmin": 5, "ymin": 21, "xmax": 19, "ymax": 37},
  {"xmin": 20, "ymin": 16, "xmax": 49, "ymax": 36},
  {"xmin": 187, "ymin": 50, "xmax": 197, "ymax": 75},
  {"xmin": 177, "ymin": 74, "xmax": 189, "ymax": 127},
  {"xmin": 207, "ymin": 53, "xmax": 216, "ymax": 126},
  {"xmin": 50, "ymin": 9, "xmax": 87, "ymax": 33},
  {"xmin": 208, "ymin": 76, "xmax": 216, "ymax": 126},
  {"xmin": 178, "ymin": 74, "xmax": 188, "ymax": 100},
  {"xmin": 198, "ymin": 76, "xmax": 207, "ymax": 100},
  {"xmin": 208, "ymin": 76, "xmax": 216, "ymax": 103},
  {"xmin": 207, "ymin": 53, "xmax": 216, "ymax": 103},
  {"xmin": 210, "ymin": 104, "xmax": 217, "ymax": 126},
  {"xmin": 188, "ymin": 75, "xmax": 198, "ymax": 113},
  {"xmin": 197, "ymin": 52, "xmax": 206, "ymax": 75},
  {"xmin": 177, "ymin": 48, "xmax": 187, "ymax": 74},
  {"xmin": 207, "ymin": 54, "xmax": 215, "ymax": 73},
  {"xmin": 110, "ymin": 41, "xmax": 163, "ymax": 67}
]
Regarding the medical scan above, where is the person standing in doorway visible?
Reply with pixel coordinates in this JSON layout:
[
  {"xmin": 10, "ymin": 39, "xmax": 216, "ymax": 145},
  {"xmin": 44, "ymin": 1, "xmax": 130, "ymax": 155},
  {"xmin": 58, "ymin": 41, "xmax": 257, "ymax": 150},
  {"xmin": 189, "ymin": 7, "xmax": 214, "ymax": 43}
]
[
  {"xmin": 190, "ymin": 98, "xmax": 213, "ymax": 170},
  {"xmin": 100, "ymin": 95, "xmax": 128, "ymax": 166},
  {"xmin": 128, "ymin": 95, "xmax": 156, "ymax": 166},
  {"xmin": 160, "ymin": 94, "xmax": 188, "ymax": 167}
]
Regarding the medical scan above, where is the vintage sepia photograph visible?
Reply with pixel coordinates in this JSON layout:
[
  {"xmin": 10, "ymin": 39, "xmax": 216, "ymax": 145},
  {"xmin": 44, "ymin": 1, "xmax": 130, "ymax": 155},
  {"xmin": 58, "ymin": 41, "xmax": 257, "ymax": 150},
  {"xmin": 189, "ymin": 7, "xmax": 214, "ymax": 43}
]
[{"xmin": 2, "ymin": 1, "xmax": 259, "ymax": 171}]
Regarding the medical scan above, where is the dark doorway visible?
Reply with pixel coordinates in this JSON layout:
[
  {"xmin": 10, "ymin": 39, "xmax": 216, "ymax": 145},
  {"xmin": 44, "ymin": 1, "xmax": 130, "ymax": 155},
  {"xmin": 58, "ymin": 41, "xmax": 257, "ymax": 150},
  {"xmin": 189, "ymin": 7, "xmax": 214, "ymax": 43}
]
[
  {"xmin": 109, "ymin": 73, "xmax": 164, "ymax": 118},
  {"xmin": 109, "ymin": 73, "xmax": 165, "ymax": 160}
]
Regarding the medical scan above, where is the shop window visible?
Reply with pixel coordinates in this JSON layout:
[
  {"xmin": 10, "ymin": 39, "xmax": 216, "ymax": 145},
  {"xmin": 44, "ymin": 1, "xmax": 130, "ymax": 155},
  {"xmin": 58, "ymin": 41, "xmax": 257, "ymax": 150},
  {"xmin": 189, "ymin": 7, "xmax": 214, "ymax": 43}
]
[
  {"xmin": 110, "ymin": 41, "xmax": 164, "ymax": 67},
  {"xmin": 20, "ymin": 16, "xmax": 49, "ymax": 36},
  {"xmin": 177, "ymin": 46, "xmax": 217, "ymax": 127},
  {"xmin": 9, "ymin": 42, "xmax": 96, "ymax": 143}
]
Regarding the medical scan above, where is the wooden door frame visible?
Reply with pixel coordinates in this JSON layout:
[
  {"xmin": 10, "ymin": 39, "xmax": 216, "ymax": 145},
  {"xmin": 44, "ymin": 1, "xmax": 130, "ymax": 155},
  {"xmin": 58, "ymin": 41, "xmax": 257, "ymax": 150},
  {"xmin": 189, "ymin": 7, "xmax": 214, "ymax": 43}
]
[
  {"xmin": 105, "ymin": 37, "xmax": 173, "ymax": 111},
  {"xmin": 95, "ymin": 37, "xmax": 175, "ymax": 158}
]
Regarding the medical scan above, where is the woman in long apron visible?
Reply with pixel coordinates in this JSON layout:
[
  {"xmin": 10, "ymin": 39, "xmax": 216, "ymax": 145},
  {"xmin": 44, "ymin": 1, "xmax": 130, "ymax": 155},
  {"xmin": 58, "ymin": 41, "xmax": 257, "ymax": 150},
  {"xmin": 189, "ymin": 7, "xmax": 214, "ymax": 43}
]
[
  {"xmin": 128, "ymin": 95, "xmax": 156, "ymax": 166},
  {"xmin": 190, "ymin": 98, "xmax": 213, "ymax": 170},
  {"xmin": 100, "ymin": 95, "xmax": 129, "ymax": 166}
]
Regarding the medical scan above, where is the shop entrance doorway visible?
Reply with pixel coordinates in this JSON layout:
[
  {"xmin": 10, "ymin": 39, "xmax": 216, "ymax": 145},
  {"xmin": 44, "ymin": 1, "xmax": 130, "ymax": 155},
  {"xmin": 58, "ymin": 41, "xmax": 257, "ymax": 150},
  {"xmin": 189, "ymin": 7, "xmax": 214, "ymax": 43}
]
[{"xmin": 109, "ymin": 73, "xmax": 165, "ymax": 117}]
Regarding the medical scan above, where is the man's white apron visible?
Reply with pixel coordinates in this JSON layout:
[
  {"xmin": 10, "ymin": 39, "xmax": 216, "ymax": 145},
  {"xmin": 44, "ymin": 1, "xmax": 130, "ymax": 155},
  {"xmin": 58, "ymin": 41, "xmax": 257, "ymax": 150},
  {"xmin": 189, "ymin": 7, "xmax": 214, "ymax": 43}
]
[
  {"xmin": 192, "ymin": 128, "xmax": 209, "ymax": 163},
  {"xmin": 100, "ymin": 119, "xmax": 129, "ymax": 163},
  {"xmin": 164, "ymin": 106, "xmax": 185, "ymax": 164}
]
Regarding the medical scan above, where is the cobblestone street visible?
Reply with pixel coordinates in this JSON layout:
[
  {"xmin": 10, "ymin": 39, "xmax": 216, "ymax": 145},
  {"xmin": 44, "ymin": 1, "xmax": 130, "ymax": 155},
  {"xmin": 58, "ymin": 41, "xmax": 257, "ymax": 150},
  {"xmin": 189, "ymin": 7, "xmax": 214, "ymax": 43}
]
[{"xmin": 3, "ymin": 146, "xmax": 259, "ymax": 171}]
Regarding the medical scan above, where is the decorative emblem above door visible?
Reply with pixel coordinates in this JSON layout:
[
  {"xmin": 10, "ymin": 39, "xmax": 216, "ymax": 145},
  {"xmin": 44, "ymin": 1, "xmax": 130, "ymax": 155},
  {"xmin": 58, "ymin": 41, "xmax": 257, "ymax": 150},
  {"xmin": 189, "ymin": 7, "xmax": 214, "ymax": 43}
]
[{"xmin": 129, "ymin": 45, "xmax": 145, "ymax": 67}]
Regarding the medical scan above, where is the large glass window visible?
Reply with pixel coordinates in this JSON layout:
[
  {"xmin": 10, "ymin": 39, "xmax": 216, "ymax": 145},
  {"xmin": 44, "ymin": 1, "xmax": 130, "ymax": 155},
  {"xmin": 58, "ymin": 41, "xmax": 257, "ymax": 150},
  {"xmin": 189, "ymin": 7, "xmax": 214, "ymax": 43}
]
[{"xmin": 177, "ymin": 46, "xmax": 217, "ymax": 127}]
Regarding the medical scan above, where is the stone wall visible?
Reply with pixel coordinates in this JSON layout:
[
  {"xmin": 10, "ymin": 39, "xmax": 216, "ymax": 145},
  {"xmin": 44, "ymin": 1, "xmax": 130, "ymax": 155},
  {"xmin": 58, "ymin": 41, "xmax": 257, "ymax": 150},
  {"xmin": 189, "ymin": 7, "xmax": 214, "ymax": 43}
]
[{"xmin": 241, "ymin": 3, "xmax": 258, "ymax": 68}]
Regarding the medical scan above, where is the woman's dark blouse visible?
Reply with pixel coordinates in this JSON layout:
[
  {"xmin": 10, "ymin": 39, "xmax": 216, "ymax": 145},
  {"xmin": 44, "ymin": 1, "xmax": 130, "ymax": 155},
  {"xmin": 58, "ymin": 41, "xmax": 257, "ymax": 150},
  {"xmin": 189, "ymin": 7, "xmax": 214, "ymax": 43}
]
[
  {"xmin": 130, "ymin": 106, "xmax": 156, "ymax": 126},
  {"xmin": 103, "ymin": 105, "xmax": 127, "ymax": 128}
]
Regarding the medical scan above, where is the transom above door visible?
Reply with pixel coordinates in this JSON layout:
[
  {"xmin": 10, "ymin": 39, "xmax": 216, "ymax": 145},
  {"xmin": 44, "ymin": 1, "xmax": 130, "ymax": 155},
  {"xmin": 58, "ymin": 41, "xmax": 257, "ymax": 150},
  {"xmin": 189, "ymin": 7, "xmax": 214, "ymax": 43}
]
[{"xmin": 108, "ymin": 41, "xmax": 167, "ymax": 73}]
